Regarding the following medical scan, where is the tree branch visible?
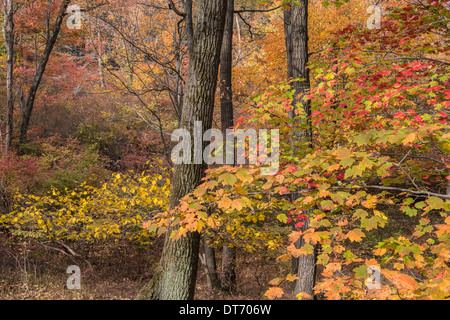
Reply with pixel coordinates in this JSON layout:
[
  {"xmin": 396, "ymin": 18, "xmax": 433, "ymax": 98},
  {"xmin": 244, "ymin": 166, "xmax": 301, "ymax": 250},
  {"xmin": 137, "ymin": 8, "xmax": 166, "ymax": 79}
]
[
  {"xmin": 345, "ymin": 185, "xmax": 450, "ymax": 200},
  {"xmin": 234, "ymin": 5, "xmax": 281, "ymax": 13}
]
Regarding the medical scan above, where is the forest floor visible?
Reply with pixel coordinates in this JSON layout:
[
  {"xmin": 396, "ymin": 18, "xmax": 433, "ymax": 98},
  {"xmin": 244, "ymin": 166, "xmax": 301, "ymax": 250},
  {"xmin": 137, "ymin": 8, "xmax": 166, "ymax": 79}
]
[{"xmin": 0, "ymin": 237, "xmax": 287, "ymax": 300}]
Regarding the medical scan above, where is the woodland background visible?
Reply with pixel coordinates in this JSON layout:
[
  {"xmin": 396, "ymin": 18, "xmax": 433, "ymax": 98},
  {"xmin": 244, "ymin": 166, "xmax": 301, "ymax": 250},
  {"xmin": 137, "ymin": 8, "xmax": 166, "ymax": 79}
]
[{"xmin": 0, "ymin": 0, "xmax": 448, "ymax": 300}]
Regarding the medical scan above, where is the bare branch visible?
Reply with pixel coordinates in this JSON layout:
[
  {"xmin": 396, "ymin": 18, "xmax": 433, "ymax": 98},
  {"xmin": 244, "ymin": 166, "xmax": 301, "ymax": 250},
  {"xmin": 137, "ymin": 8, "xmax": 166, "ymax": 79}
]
[{"xmin": 234, "ymin": 5, "xmax": 281, "ymax": 13}]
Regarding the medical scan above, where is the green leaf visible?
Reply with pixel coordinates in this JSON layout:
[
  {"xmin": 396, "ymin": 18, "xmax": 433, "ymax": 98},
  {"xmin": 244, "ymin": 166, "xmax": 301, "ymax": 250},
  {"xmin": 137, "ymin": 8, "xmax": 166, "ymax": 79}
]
[
  {"xmin": 402, "ymin": 206, "xmax": 418, "ymax": 217},
  {"xmin": 353, "ymin": 265, "xmax": 368, "ymax": 279},
  {"xmin": 277, "ymin": 214, "xmax": 288, "ymax": 223},
  {"xmin": 340, "ymin": 157, "xmax": 355, "ymax": 168},
  {"xmin": 427, "ymin": 197, "xmax": 444, "ymax": 210},
  {"xmin": 224, "ymin": 173, "xmax": 237, "ymax": 186}
]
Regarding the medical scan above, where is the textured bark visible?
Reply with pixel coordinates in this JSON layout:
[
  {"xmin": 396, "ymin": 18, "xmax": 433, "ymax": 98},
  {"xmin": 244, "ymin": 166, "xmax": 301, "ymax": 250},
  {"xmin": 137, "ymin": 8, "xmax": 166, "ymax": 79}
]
[
  {"xmin": 183, "ymin": 0, "xmax": 194, "ymax": 53},
  {"xmin": 18, "ymin": 0, "xmax": 70, "ymax": 146},
  {"xmin": 219, "ymin": 0, "xmax": 237, "ymax": 294},
  {"xmin": 284, "ymin": 1, "xmax": 311, "ymax": 141},
  {"xmin": 284, "ymin": 1, "xmax": 316, "ymax": 299},
  {"xmin": 292, "ymin": 218, "xmax": 316, "ymax": 297},
  {"xmin": 219, "ymin": 0, "xmax": 234, "ymax": 137},
  {"xmin": 4, "ymin": 0, "xmax": 14, "ymax": 153},
  {"xmin": 200, "ymin": 238, "xmax": 221, "ymax": 291},
  {"xmin": 221, "ymin": 244, "xmax": 236, "ymax": 293},
  {"xmin": 138, "ymin": 0, "xmax": 228, "ymax": 300}
]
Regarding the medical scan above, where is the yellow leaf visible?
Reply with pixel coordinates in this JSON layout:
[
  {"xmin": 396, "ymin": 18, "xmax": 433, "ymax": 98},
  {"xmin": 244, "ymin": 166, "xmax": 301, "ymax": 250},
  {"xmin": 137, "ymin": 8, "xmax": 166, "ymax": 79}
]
[
  {"xmin": 296, "ymin": 292, "xmax": 312, "ymax": 300},
  {"xmin": 334, "ymin": 147, "xmax": 352, "ymax": 160},
  {"xmin": 276, "ymin": 254, "xmax": 291, "ymax": 262},
  {"xmin": 402, "ymin": 132, "xmax": 416, "ymax": 145},
  {"xmin": 269, "ymin": 278, "xmax": 283, "ymax": 286}
]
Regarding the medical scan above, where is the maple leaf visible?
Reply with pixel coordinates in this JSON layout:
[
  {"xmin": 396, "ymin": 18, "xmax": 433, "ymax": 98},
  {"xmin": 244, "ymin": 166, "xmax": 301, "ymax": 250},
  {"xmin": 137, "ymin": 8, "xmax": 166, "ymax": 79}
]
[
  {"xmin": 264, "ymin": 287, "xmax": 284, "ymax": 300},
  {"xmin": 286, "ymin": 274, "xmax": 299, "ymax": 282},
  {"xmin": 323, "ymin": 262, "xmax": 342, "ymax": 277},
  {"xmin": 296, "ymin": 292, "xmax": 312, "ymax": 300},
  {"xmin": 303, "ymin": 230, "xmax": 322, "ymax": 245},
  {"xmin": 383, "ymin": 270, "xmax": 419, "ymax": 294},
  {"xmin": 347, "ymin": 229, "xmax": 365, "ymax": 242},
  {"xmin": 231, "ymin": 199, "xmax": 244, "ymax": 211},
  {"xmin": 334, "ymin": 147, "xmax": 352, "ymax": 160},
  {"xmin": 269, "ymin": 277, "xmax": 284, "ymax": 286},
  {"xmin": 276, "ymin": 254, "xmax": 292, "ymax": 262},
  {"xmin": 217, "ymin": 197, "xmax": 233, "ymax": 210},
  {"xmin": 426, "ymin": 196, "xmax": 445, "ymax": 210},
  {"xmin": 402, "ymin": 132, "xmax": 417, "ymax": 145}
]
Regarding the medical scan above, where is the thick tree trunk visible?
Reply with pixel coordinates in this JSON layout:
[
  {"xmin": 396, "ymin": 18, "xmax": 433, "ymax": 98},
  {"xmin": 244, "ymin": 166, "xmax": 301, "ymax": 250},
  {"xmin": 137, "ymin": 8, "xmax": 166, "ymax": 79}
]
[
  {"xmin": 4, "ymin": 0, "xmax": 14, "ymax": 153},
  {"xmin": 283, "ymin": 0, "xmax": 316, "ymax": 299},
  {"xmin": 218, "ymin": 0, "xmax": 237, "ymax": 294},
  {"xmin": 138, "ymin": 0, "xmax": 228, "ymax": 300},
  {"xmin": 18, "ymin": 0, "xmax": 70, "ymax": 146}
]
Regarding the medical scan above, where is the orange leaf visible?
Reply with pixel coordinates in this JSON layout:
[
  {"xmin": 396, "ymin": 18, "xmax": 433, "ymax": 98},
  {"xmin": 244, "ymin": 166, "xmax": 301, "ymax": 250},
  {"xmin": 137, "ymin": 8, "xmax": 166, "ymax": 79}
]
[
  {"xmin": 303, "ymin": 230, "xmax": 321, "ymax": 245},
  {"xmin": 383, "ymin": 270, "xmax": 419, "ymax": 293},
  {"xmin": 286, "ymin": 274, "xmax": 299, "ymax": 282},
  {"xmin": 347, "ymin": 229, "xmax": 365, "ymax": 242},
  {"xmin": 296, "ymin": 292, "xmax": 313, "ymax": 300},
  {"xmin": 269, "ymin": 278, "xmax": 283, "ymax": 286},
  {"xmin": 264, "ymin": 287, "xmax": 284, "ymax": 300},
  {"xmin": 276, "ymin": 254, "xmax": 291, "ymax": 262},
  {"xmin": 402, "ymin": 132, "xmax": 417, "ymax": 145}
]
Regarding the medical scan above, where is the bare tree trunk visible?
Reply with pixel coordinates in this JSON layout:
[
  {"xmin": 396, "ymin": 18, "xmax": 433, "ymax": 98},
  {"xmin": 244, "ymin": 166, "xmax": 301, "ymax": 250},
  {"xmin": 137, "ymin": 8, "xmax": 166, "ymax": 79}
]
[
  {"xmin": 219, "ymin": 0, "xmax": 237, "ymax": 294},
  {"xmin": 221, "ymin": 245, "xmax": 236, "ymax": 293},
  {"xmin": 138, "ymin": 0, "xmax": 228, "ymax": 300},
  {"xmin": 283, "ymin": 0, "xmax": 316, "ymax": 299},
  {"xmin": 200, "ymin": 238, "xmax": 221, "ymax": 291},
  {"xmin": 183, "ymin": 0, "xmax": 194, "ymax": 54},
  {"xmin": 3, "ymin": 0, "xmax": 14, "ymax": 153},
  {"xmin": 18, "ymin": 0, "xmax": 71, "ymax": 146}
]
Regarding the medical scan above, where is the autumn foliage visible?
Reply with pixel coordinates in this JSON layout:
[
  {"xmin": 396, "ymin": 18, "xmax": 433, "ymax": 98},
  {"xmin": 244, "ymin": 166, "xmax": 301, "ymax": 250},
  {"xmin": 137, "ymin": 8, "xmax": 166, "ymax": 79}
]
[{"xmin": 0, "ymin": 0, "xmax": 448, "ymax": 300}]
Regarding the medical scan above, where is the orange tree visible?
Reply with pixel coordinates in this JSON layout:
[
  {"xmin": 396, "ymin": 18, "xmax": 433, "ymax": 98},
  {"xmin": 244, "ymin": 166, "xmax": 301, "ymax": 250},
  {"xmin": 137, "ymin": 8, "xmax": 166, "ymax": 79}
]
[{"xmin": 144, "ymin": 1, "xmax": 449, "ymax": 299}]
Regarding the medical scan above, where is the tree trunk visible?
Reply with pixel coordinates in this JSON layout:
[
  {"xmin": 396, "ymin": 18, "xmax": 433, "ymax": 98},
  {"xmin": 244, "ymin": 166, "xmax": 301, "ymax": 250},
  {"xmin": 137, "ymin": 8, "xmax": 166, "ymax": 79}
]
[
  {"xmin": 138, "ymin": 0, "xmax": 228, "ymax": 300},
  {"xmin": 200, "ymin": 238, "xmax": 221, "ymax": 291},
  {"xmin": 221, "ymin": 244, "xmax": 236, "ymax": 293},
  {"xmin": 18, "ymin": 0, "xmax": 70, "ymax": 146},
  {"xmin": 218, "ymin": 0, "xmax": 237, "ymax": 294},
  {"xmin": 4, "ymin": 0, "xmax": 14, "ymax": 153},
  {"xmin": 283, "ymin": 0, "xmax": 316, "ymax": 299},
  {"xmin": 220, "ymin": 0, "xmax": 234, "ymax": 137}
]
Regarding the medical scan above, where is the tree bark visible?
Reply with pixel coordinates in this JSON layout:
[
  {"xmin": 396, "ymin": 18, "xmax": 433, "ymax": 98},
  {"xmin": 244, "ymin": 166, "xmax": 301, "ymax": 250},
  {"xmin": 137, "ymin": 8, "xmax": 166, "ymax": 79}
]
[
  {"xmin": 200, "ymin": 238, "xmax": 221, "ymax": 291},
  {"xmin": 4, "ymin": 0, "xmax": 14, "ymax": 153},
  {"xmin": 220, "ymin": 0, "xmax": 234, "ymax": 137},
  {"xmin": 18, "ymin": 0, "xmax": 71, "ymax": 146},
  {"xmin": 138, "ymin": 0, "xmax": 228, "ymax": 300},
  {"xmin": 283, "ymin": 0, "xmax": 316, "ymax": 299},
  {"xmin": 219, "ymin": 0, "xmax": 237, "ymax": 294}
]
